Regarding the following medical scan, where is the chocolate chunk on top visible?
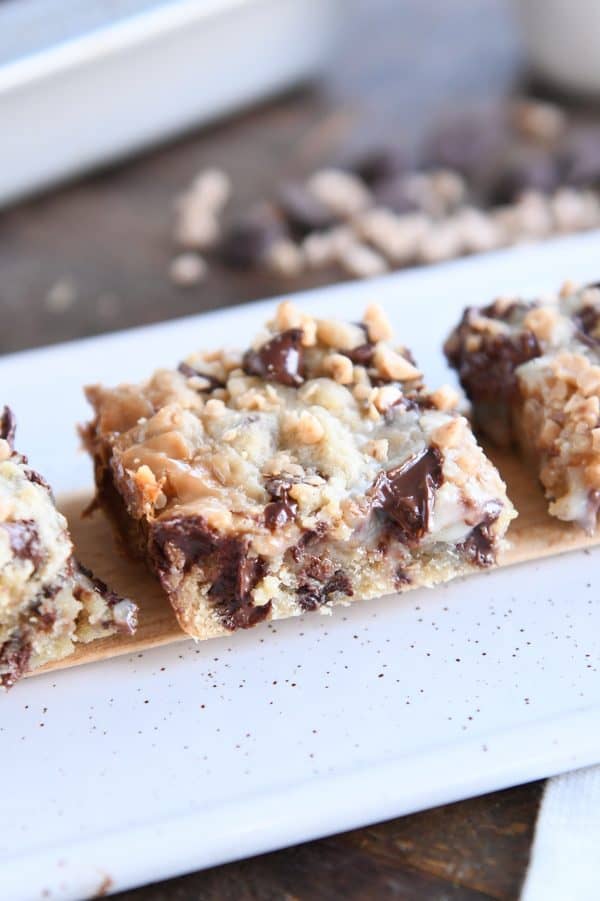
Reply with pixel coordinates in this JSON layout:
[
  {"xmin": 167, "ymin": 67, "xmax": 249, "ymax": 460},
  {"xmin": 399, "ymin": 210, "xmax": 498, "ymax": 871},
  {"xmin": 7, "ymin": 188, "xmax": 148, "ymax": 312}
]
[
  {"xmin": 243, "ymin": 328, "xmax": 305, "ymax": 387},
  {"xmin": 371, "ymin": 447, "xmax": 443, "ymax": 541}
]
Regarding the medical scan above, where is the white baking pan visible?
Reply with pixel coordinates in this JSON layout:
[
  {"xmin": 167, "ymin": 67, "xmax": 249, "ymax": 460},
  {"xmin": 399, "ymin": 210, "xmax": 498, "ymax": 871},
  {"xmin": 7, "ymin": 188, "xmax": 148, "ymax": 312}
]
[{"xmin": 0, "ymin": 0, "xmax": 341, "ymax": 207}]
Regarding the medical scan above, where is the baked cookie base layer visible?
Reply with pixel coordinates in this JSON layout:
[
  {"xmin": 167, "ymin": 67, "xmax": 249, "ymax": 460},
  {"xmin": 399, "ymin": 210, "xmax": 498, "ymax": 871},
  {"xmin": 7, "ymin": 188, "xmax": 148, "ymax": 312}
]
[{"xmin": 30, "ymin": 447, "xmax": 600, "ymax": 677}]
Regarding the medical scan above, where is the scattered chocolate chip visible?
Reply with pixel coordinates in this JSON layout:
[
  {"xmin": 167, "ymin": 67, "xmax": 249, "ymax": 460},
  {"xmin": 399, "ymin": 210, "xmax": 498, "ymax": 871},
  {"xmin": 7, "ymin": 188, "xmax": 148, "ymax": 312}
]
[
  {"xmin": 177, "ymin": 362, "xmax": 224, "ymax": 390},
  {"xmin": 370, "ymin": 447, "xmax": 443, "ymax": 542},
  {"xmin": 372, "ymin": 175, "xmax": 422, "ymax": 215},
  {"xmin": 562, "ymin": 126, "xmax": 600, "ymax": 187},
  {"xmin": 0, "ymin": 406, "xmax": 16, "ymax": 448},
  {"xmin": 1, "ymin": 520, "xmax": 43, "ymax": 566},
  {"xmin": 243, "ymin": 328, "xmax": 305, "ymax": 387},
  {"xmin": 0, "ymin": 634, "xmax": 32, "ymax": 689},
  {"xmin": 278, "ymin": 182, "xmax": 337, "ymax": 237},
  {"xmin": 423, "ymin": 111, "xmax": 509, "ymax": 180},
  {"xmin": 487, "ymin": 150, "xmax": 561, "ymax": 205},
  {"xmin": 351, "ymin": 146, "xmax": 410, "ymax": 187},
  {"xmin": 219, "ymin": 204, "xmax": 286, "ymax": 268}
]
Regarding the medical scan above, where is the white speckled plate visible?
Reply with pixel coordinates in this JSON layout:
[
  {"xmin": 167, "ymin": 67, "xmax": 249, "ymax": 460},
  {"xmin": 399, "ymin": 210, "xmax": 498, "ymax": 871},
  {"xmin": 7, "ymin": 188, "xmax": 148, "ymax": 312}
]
[{"xmin": 2, "ymin": 233, "xmax": 600, "ymax": 901}]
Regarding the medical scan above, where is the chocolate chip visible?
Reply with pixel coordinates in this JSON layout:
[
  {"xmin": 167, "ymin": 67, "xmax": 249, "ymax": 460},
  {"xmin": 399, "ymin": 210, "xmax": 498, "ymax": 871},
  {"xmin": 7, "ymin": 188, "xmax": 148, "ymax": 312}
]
[
  {"xmin": 220, "ymin": 205, "xmax": 286, "ymax": 268},
  {"xmin": 424, "ymin": 111, "xmax": 509, "ymax": 180},
  {"xmin": 351, "ymin": 146, "xmax": 409, "ymax": 187},
  {"xmin": 0, "ymin": 634, "xmax": 32, "ymax": 689},
  {"xmin": 177, "ymin": 362, "xmax": 224, "ymax": 390},
  {"xmin": 562, "ymin": 126, "xmax": 600, "ymax": 187},
  {"xmin": 459, "ymin": 504, "xmax": 502, "ymax": 567},
  {"xmin": 0, "ymin": 406, "xmax": 16, "ymax": 448},
  {"xmin": 487, "ymin": 150, "xmax": 561, "ymax": 205},
  {"xmin": 297, "ymin": 569, "xmax": 353, "ymax": 612},
  {"xmin": 243, "ymin": 328, "xmax": 305, "ymax": 387},
  {"xmin": 2, "ymin": 520, "xmax": 43, "ymax": 566},
  {"xmin": 278, "ymin": 182, "xmax": 337, "ymax": 237},
  {"xmin": 372, "ymin": 175, "xmax": 422, "ymax": 215},
  {"xmin": 370, "ymin": 447, "xmax": 443, "ymax": 542}
]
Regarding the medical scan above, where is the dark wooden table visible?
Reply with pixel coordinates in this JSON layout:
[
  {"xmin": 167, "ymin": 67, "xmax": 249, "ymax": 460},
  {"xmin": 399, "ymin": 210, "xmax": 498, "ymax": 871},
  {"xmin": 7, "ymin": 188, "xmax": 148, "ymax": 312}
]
[{"xmin": 1, "ymin": 1, "xmax": 547, "ymax": 897}]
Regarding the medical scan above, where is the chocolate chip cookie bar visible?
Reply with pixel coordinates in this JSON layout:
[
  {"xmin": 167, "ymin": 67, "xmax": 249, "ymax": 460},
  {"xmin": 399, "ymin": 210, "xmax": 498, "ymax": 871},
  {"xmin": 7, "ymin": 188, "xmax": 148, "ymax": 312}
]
[
  {"xmin": 0, "ymin": 409, "xmax": 137, "ymax": 687},
  {"xmin": 83, "ymin": 302, "xmax": 516, "ymax": 641},
  {"xmin": 445, "ymin": 282, "xmax": 600, "ymax": 531}
]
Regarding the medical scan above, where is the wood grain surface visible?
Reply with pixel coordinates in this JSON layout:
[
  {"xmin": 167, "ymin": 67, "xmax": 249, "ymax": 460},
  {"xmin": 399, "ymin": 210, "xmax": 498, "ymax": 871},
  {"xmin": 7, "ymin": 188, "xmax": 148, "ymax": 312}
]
[
  {"xmin": 33, "ymin": 448, "xmax": 600, "ymax": 675},
  {"xmin": 0, "ymin": 0, "xmax": 570, "ymax": 896}
]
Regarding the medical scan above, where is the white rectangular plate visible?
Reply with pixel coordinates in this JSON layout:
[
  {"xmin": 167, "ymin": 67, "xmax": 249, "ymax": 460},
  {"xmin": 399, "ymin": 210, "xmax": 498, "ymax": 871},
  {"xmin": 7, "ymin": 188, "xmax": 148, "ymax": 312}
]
[{"xmin": 2, "ymin": 233, "xmax": 600, "ymax": 901}]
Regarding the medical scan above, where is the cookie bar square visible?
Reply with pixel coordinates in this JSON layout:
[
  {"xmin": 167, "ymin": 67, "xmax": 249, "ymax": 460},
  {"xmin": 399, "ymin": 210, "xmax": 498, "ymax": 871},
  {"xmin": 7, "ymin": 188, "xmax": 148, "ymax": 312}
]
[
  {"xmin": 0, "ymin": 409, "xmax": 137, "ymax": 687},
  {"xmin": 83, "ymin": 302, "xmax": 516, "ymax": 641},
  {"xmin": 445, "ymin": 281, "xmax": 600, "ymax": 531}
]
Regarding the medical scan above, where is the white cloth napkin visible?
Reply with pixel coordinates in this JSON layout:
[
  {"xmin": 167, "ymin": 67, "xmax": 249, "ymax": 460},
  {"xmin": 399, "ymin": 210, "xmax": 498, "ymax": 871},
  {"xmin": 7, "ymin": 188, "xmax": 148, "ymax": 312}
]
[{"xmin": 521, "ymin": 766, "xmax": 600, "ymax": 900}]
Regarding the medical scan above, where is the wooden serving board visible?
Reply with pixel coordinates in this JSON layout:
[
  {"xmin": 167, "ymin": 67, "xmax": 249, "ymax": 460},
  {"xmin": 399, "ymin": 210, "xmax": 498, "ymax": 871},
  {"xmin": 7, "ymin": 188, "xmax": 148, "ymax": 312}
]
[{"xmin": 32, "ymin": 449, "xmax": 600, "ymax": 676}]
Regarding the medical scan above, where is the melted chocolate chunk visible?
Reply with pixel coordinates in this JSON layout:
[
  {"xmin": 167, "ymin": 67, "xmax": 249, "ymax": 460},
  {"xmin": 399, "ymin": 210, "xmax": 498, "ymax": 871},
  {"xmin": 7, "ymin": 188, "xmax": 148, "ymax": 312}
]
[
  {"xmin": 151, "ymin": 517, "xmax": 270, "ymax": 630},
  {"xmin": 278, "ymin": 182, "xmax": 337, "ymax": 237},
  {"xmin": 263, "ymin": 477, "xmax": 298, "ymax": 531},
  {"xmin": 0, "ymin": 634, "xmax": 32, "ymax": 689},
  {"xmin": 445, "ymin": 321, "xmax": 541, "ymax": 405},
  {"xmin": 459, "ymin": 505, "xmax": 502, "ymax": 567},
  {"xmin": 2, "ymin": 520, "xmax": 43, "ymax": 566},
  {"xmin": 150, "ymin": 516, "xmax": 216, "ymax": 574},
  {"xmin": 177, "ymin": 362, "xmax": 224, "ymax": 391},
  {"xmin": 264, "ymin": 499, "xmax": 297, "ymax": 530},
  {"xmin": 243, "ymin": 328, "xmax": 305, "ymax": 387},
  {"xmin": 297, "ymin": 569, "xmax": 353, "ymax": 612},
  {"xmin": 0, "ymin": 406, "xmax": 16, "ymax": 448},
  {"xmin": 371, "ymin": 447, "xmax": 443, "ymax": 542},
  {"xmin": 207, "ymin": 537, "xmax": 270, "ymax": 630}
]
